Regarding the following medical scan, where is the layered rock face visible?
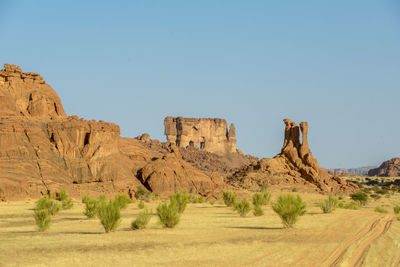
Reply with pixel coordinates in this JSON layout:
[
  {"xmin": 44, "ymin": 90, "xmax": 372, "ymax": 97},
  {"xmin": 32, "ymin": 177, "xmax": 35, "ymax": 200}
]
[
  {"xmin": 227, "ymin": 119, "xmax": 358, "ymax": 193},
  {"xmin": 164, "ymin": 117, "xmax": 237, "ymax": 154},
  {"xmin": 0, "ymin": 64, "xmax": 222, "ymax": 200},
  {"xmin": 368, "ymin": 158, "xmax": 400, "ymax": 177}
]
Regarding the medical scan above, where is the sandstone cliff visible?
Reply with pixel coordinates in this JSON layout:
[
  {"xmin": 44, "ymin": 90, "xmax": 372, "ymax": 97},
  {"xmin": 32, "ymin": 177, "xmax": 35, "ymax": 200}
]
[
  {"xmin": 368, "ymin": 158, "xmax": 400, "ymax": 177},
  {"xmin": 0, "ymin": 64, "xmax": 222, "ymax": 200},
  {"xmin": 226, "ymin": 119, "xmax": 358, "ymax": 193}
]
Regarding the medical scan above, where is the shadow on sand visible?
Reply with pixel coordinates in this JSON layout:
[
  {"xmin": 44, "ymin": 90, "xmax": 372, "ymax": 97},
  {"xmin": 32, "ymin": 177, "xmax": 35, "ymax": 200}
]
[{"xmin": 224, "ymin": 226, "xmax": 284, "ymax": 230}]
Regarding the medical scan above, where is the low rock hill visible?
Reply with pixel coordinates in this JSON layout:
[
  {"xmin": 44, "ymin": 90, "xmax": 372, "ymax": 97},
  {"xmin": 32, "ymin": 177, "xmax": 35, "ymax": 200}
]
[{"xmin": 368, "ymin": 158, "xmax": 400, "ymax": 177}]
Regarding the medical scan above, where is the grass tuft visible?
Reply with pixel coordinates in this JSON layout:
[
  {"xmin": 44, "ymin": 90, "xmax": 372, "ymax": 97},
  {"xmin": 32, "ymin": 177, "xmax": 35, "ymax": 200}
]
[
  {"xmin": 253, "ymin": 204, "xmax": 264, "ymax": 216},
  {"xmin": 131, "ymin": 208, "xmax": 152, "ymax": 230},
  {"xmin": 222, "ymin": 190, "xmax": 237, "ymax": 207},
  {"xmin": 138, "ymin": 201, "xmax": 145, "ymax": 209},
  {"xmin": 375, "ymin": 206, "xmax": 388, "ymax": 214},
  {"xmin": 157, "ymin": 201, "xmax": 180, "ymax": 228},
  {"xmin": 350, "ymin": 192, "xmax": 368, "ymax": 206},
  {"xmin": 34, "ymin": 209, "xmax": 51, "ymax": 232},
  {"xmin": 271, "ymin": 194, "xmax": 306, "ymax": 228},
  {"xmin": 97, "ymin": 200, "xmax": 121, "ymax": 233},
  {"xmin": 114, "ymin": 193, "xmax": 131, "ymax": 209},
  {"xmin": 83, "ymin": 196, "xmax": 98, "ymax": 218},
  {"xmin": 35, "ymin": 196, "xmax": 61, "ymax": 216},
  {"xmin": 234, "ymin": 198, "xmax": 251, "ymax": 217},
  {"xmin": 320, "ymin": 195, "xmax": 339, "ymax": 213},
  {"xmin": 169, "ymin": 192, "xmax": 188, "ymax": 214},
  {"xmin": 394, "ymin": 205, "xmax": 400, "ymax": 215}
]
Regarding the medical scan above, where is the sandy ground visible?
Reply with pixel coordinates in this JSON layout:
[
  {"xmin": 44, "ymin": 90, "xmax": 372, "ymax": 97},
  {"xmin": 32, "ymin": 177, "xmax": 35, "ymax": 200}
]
[{"xmin": 0, "ymin": 192, "xmax": 399, "ymax": 267}]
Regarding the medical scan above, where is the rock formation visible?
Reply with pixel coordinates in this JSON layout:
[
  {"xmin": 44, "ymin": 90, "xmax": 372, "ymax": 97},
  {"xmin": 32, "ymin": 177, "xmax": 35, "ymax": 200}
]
[
  {"xmin": 137, "ymin": 145, "xmax": 226, "ymax": 198},
  {"xmin": 368, "ymin": 158, "xmax": 400, "ymax": 177},
  {"xmin": 0, "ymin": 64, "xmax": 222, "ymax": 200},
  {"xmin": 164, "ymin": 117, "xmax": 237, "ymax": 154},
  {"xmin": 227, "ymin": 119, "xmax": 358, "ymax": 193},
  {"xmin": 328, "ymin": 166, "xmax": 376, "ymax": 176}
]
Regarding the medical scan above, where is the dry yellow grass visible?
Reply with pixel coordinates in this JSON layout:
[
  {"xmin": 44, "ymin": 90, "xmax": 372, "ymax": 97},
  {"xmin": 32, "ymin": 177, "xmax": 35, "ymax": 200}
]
[{"xmin": 0, "ymin": 191, "xmax": 399, "ymax": 266}]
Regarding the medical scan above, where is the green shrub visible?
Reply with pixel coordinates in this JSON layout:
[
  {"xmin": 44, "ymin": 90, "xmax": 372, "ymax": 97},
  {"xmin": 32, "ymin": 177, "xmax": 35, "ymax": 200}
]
[
  {"xmin": 197, "ymin": 196, "xmax": 205, "ymax": 203},
  {"xmin": 151, "ymin": 193, "xmax": 159, "ymax": 202},
  {"xmin": 370, "ymin": 194, "xmax": 381, "ymax": 201},
  {"xmin": 252, "ymin": 189, "xmax": 272, "ymax": 206},
  {"xmin": 375, "ymin": 206, "xmax": 388, "ymax": 214},
  {"xmin": 35, "ymin": 196, "xmax": 61, "ymax": 216},
  {"xmin": 131, "ymin": 209, "xmax": 152, "ymax": 230},
  {"xmin": 55, "ymin": 189, "xmax": 68, "ymax": 201},
  {"xmin": 253, "ymin": 204, "xmax": 264, "ymax": 216},
  {"xmin": 187, "ymin": 194, "xmax": 197, "ymax": 203},
  {"xmin": 97, "ymin": 195, "xmax": 107, "ymax": 203},
  {"xmin": 252, "ymin": 193, "xmax": 266, "ymax": 206},
  {"xmin": 135, "ymin": 186, "xmax": 151, "ymax": 201},
  {"xmin": 61, "ymin": 198, "xmax": 73, "ymax": 210},
  {"xmin": 271, "ymin": 194, "xmax": 306, "ymax": 228},
  {"xmin": 320, "ymin": 195, "xmax": 339, "ymax": 214},
  {"xmin": 343, "ymin": 200, "xmax": 362, "ymax": 210},
  {"xmin": 34, "ymin": 209, "xmax": 51, "ymax": 232},
  {"xmin": 186, "ymin": 194, "xmax": 204, "ymax": 203},
  {"xmin": 350, "ymin": 192, "xmax": 368, "ymax": 206},
  {"xmin": 169, "ymin": 192, "xmax": 188, "ymax": 214},
  {"xmin": 83, "ymin": 197, "xmax": 98, "ymax": 218},
  {"xmin": 375, "ymin": 189, "xmax": 389, "ymax": 195},
  {"xmin": 234, "ymin": 198, "xmax": 251, "ymax": 217},
  {"xmin": 222, "ymin": 190, "xmax": 237, "ymax": 207},
  {"xmin": 55, "ymin": 189, "xmax": 73, "ymax": 210},
  {"xmin": 82, "ymin": 194, "xmax": 90, "ymax": 203},
  {"xmin": 97, "ymin": 200, "xmax": 121, "ymax": 233},
  {"xmin": 394, "ymin": 205, "xmax": 400, "ymax": 214},
  {"xmin": 209, "ymin": 200, "xmax": 215, "ymax": 205},
  {"xmin": 157, "ymin": 201, "xmax": 180, "ymax": 228},
  {"xmin": 138, "ymin": 201, "xmax": 145, "ymax": 209},
  {"xmin": 114, "ymin": 193, "xmax": 131, "ymax": 209}
]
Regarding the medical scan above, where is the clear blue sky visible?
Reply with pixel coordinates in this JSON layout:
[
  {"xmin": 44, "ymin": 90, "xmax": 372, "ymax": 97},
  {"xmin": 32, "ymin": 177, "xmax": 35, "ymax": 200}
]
[{"xmin": 1, "ymin": 1, "xmax": 399, "ymax": 169}]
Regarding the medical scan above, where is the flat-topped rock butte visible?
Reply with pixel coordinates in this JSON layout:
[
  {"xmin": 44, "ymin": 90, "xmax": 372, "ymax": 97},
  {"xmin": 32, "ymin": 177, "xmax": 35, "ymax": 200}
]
[{"xmin": 164, "ymin": 116, "xmax": 237, "ymax": 154}]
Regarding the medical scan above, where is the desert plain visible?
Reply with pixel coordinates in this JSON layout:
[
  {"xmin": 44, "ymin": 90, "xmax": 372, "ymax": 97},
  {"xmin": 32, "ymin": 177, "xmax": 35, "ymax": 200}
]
[{"xmin": 1, "ymin": 183, "xmax": 399, "ymax": 267}]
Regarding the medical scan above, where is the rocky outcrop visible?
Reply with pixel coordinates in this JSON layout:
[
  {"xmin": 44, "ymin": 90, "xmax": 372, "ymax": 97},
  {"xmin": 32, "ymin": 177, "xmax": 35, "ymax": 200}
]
[
  {"xmin": 0, "ymin": 63, "xmax": 66, "ymax": 119},
  {"xmin": 0, "ymin": 64, "xmax": 223, "ymax": 200},
  {"xmin": 227, "ymin": 119, "xmax": 358, "ymax": 193},
  {"xmin": 136, "ymin": 131, "xmax": 257, "ymax": 177},
  {"xmin": 136, "ymin": 145, "xmax": 225, "ymax": 198},
  {"xmin": 368, "ymin": 158, "xmax": 400, "ymax": 177},
  {"xmin": 164, "ymin": 117, "xmax": 237, "ymax": 154}
]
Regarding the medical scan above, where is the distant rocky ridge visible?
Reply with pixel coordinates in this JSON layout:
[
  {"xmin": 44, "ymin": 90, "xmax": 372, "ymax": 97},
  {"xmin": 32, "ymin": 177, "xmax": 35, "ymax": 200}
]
[
  {"xmin": 328, "ymin": 166, "xmax": 376, "ymax": 176},
  {"xmin": 227, "ymin": 119, "xmax": 358, "ymax": 193},
  {"xmin": 368, "ymin": 158, "xmax": 400, "ymax": 177}
]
